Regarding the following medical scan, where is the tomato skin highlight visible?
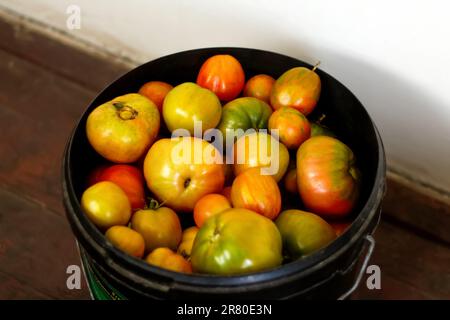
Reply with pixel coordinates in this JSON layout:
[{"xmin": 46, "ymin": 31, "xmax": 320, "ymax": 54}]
[
  {"xmin": 269, "ymin": 107, "xmax": 311, "ymax": 149},
  {"xmin": 143, "ymin": 137, "xmax": 225, "ymax": 212},
  {"xmin": 194, "ymin": 194, "xmax": 231, "ymax": 228},
  {"xmin": 296, "ymin": 136, "xmax": 360, "ymax": 217},
  {"xmin": 197, "ymin": 54, "xmax": 245, "ymax": 101},
  {"xmin": 105, "ymin": 226, "xmax": 145, "ymax": 258},
  {"xmin": 276, "ymin": 209, "xmax": 336, "ymax": 258},
  {"xmin": 146, "ymin": 248, "xmax": 192, "ymax": 273},
  {"xmin": 243, "ymin": 74, "xmax": 275, "ymax": 103},
  {"xmin": 191, "ymin": 208, "xmax": 282, "ymax": 275},
  {"xmin": 98, "ymin": 164, "xmax": 146, "ymax": 211},
  {"xmin": 86, "ymin": 93, "xmax": 160, "ymax": 163},
  {"xmin": 270, "ymin": 67, "xmax": 321, "ymax": 116},
  {"xmin": 81, "ymin": 181, "xmax": 131, "ymax": 229},
  {"xmin": 138, "ymin": 81, "xmax": 173, "ymax": 112},
  {"xmin": 231, "ymin": 168, "xmax": 281, "ymax": 220}
]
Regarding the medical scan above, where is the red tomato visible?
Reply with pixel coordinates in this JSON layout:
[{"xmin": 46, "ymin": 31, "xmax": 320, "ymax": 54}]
[
  {"xmin": 221, "ymin": 186, "xmax": 232, "ymax": 202},
  {"xmin": 99, "ymin": 164, "xmax": 146, "ymax": 210},
  {"xmin": 284, "ymin": 168, "xmax": 298, "ymax": 194},
  {"xmin": 87, "ymin": 164, "xmax": 108, "ymax": 186},
  {"xmin": 196, "ymin": 54, "xmax": 245, "ymax": 101},
  {"xmin": 231, "ymin": 168, "xmax": 281, "ymax": 220},
  {"xmin": 243, "ymin": 74, "xmax": 275, "ymax": 104},
  {"xmin": 330, "ymin": 222, "xmax": 352, "ymax": 236},
  {"xmin": 194, "ymin": 193, "xmax": 231, "ymax": 227},
  {"xmin": 138, "ymin": 81, "xmax": 173, "ymax": 112}
]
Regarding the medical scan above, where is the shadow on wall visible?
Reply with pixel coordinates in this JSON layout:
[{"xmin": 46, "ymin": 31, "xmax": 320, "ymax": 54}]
[{"xmin": 266, "ymin": 36, "xmax": 450, "ymax": 193}]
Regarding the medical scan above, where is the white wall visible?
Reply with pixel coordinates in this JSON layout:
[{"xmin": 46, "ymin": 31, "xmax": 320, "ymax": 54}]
[{"xmin": 2, "ymin": 0, "xmax": 449, "ymax": 192}]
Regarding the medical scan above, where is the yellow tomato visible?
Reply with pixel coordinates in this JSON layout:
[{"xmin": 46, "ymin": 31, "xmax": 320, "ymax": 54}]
[
  {"xmin": 143, "ymin": 137, "xmax": 225, "ymax": 212},
  {"xmin": 105, "ymin": 226, "xmax": 145, "ymax": 258},
  {"xmin": 177, "ymin": 226, "xmax": 199, "ymax": 259},
  {"xmin": 233, "ymin": 131, "xmax": 289, "ymax": 182},
  {"xmin": 146, "ymin": 248, "xmax": 192, "ymax": 273},
  {"xmin": 81, "ymin": 181, "xmax": 131, "ymax": 229}
]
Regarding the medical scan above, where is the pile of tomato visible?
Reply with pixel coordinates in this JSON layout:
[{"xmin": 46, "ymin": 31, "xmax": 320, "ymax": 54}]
[{"xmin": 81, "ymin": 54, "xmax": 360, "ymax": 275}]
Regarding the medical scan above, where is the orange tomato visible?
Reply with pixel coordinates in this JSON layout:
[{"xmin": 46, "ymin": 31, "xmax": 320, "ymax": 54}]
[
  {"xmin": 143, "ymin": 137, "xmax": 225, "ymax": 212},
  {"xmin": 86, "ymin": 93, "xmax": 160, "ymax": 163},
  {"xmin": 269, "ymin": 107, "xmax": 311, "ymax": 149},
  {"xmin": 105, "ymin": 226, "xmax": 145, "ymax": 258},
  {"xmin": 131, "ymin": 206, "xmax": 182, "ymax": 252},
  {"xmin": 197, "ymin": 54, "xmax": 245, "ymax": 101},
  {"xmin": 177, "ymin": 226, "xmax": 199, "ymax": 259},
  {"xmin": 194, "ymin": 194, "xmax": 231, "ymax": 227},
  {"xmin": 231, "ymin": 168, "xmax": 281, "ymax": 220},
  {"xmin": 284, "ymin": 168, "xmax": 298, "ymax": 194},
  {"xmin": 138, "ymin": 81, "xmax": 173, "ymax": 112},
  {"xmin": 243, "ymin": 74, "xmax": 275, "ymax": 104},
  {"xmin": 233, "ymin": 131, "xmax": 289, "ymax": 182},
  {"xmin": 98, "ymin": 164, "xmax": 145, "ymax": 210},
  {"xmin": 146, "ymin": 248, "xmax": 192, "ymax": 273}
]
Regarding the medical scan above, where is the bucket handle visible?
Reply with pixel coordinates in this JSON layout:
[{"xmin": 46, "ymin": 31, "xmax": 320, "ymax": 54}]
[{"xmin": 338, "ymin": 234, "xmax": 376, "ymax": 300}]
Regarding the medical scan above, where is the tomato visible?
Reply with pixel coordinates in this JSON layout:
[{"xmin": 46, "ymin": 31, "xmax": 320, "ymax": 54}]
[
  {"xmin": 191, "ymin": 208, "xmax": 282, "ymax": 275},
  {"xmin": 138, "ymin": 81, "xmax": 173, "ymax": 112},
  {"xmin": 105, "ymin": 226, "xmax": 145, "ymax": 258},
  {"xmin": 311, "ymin": 123, "xmax": 336, "ymax": 138},
  {"xmin": 196, "ymin": 54, "xmax": 245, "ymax": 101},
  {"xmin": 269, "ymin": 107, "xmax": 311, "ymax": 149},
  {"xmin": 98, "ymin": 164, "xmax": 145, "ymax": 210},
  {"xmin": 330, "ymin": 221, "xmax": 351, "ymax": 236},
  {"xmin": 275, "ymin": 210, "xmax": 336, "ymax": 258},
  {"xmin": 231, "ymin": 168, "xmax": 281, "ymax": 220},
  {"xmin": 270, "ymin": 66, "xmax": 321, "ymax": 115},
  {"xmin": 221, "ymin": 186, "xmax": 232, "ymax": 202},
  {"xmin": 243, "ymin": 74, "xmax": 275, "ymax": 103},
  {"xmin": 217, "ymin": 97, "xmax": 272, "ymax": 138},
  {"xmin": 233, "ymin": 131, "xmax": 289, "ymax": 182},
  {"xmin": 87, "ymin": 164, "xmax": 108, "ymax": 186},
  {"xmin": 177, "ymin": 226, "xmax": 199, "ymax": 259},
  {"xmin": 131, "ymin": 205, "xmax": 182, "ymax": 252},
  {"xmin": 284, "ymin": 168, "xmax": 298, "ymax": 194},
  {"xmin": 146, "ymin": 248, "xmax": 192, "ymax": 273},
  {"xmin": 297, "ymin": 136, "xmax": 360, "ymax": 217},
  {"xmin": 81, "ymin": 181, "xmax": 131, "ymax": 229},
  {"xmin": 143, "ymin": 137, "xmax": 225, "ymax": 212},
  {"xmin": 194, "ymin": 194, "xmax": 231, "ymax": 227},
  {"xmin": 163, "ymin": 82, "xmax": 222, "ymax": 135},
  {"xmin": 86, "ymin": 93, "xmax": 160, "ymax": 163}
]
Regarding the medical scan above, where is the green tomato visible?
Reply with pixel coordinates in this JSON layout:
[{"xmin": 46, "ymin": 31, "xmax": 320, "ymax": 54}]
[
  {"xmin": 275, "ymin": 209, "xmax": 336, "ymax": 259},
  {"xmin": 218, "ymin": 97, "xmax": 272, "ymax": 138},
  {"xmin": 310, "ymin": 123, "xmax": 336, "ymax": 138},
  {"xmin": 191, "ymin": 208, "xmax": 282, "ymax": 275},
  {"xmin": 163, "ymin": 82, "xmax": 222, "ymax": 135}
]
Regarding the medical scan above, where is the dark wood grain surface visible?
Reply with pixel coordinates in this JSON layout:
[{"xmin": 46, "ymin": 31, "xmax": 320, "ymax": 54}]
[{"xmin": 0, "ymin": 13, "xmax": 448, "ymax": 300}]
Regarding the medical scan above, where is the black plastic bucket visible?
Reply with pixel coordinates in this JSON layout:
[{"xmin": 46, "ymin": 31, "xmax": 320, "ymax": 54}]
[{"xmin": 62, "ymin": 47, "xmax": 386, "ymax": 300}]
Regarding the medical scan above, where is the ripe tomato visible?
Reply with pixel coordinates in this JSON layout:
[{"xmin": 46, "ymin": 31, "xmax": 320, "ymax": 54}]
[
  {"xmin": 243, "ymin": 74, "xmax": 275, "ymax": 103},
  {"xmin": 177, "ymin": 226, "xmax": 199, "ymax": 259},
  {"xmin": 143, "ymin": 137, "xmax": 225, "ymax": 212},
  {"xmin": 138, "ymin": 81, "xmax": 173, "ymax": 112},
  {"xmin": 231, "ymin": 168, "xmax": 281, "ymax": 220},
  {"xmin": 86, "ymin": 93, "xmax": 160, "ymax": 163},
  {"xmin": 221, "ymin": 186, "xmax": 232, "ymax": 202},
  {"xmin": 297, "ymin": 136, "xmax": 360, "ymax": 217},
  {"xmin": 233, "ymin": 131, "xmax": 289, "ymax": 182},
  {"xmin": 191, "ymin": 208, "xmax": 282, "ymax": 275},
  {"xmin": 105, "ymin": 226, "xmax": 145, "ymax": 258},
  {"xmin": 270, "ymin": 66, "xmax": 321, "ymax": 115},
  {"xmin": 269, "ymin": 107, "xmax": 311, "ymax": 149},
  {"xmin": 275, "ymin": 209, "xmax": 336, "ymax": 258},
  {"xmin": 163, "ymin": 82, "xmax": 222, "ymax": 135},
  {"xmin": 98, "ymin": 164, "xmax": 145, "ymax": 210},
  {"xmin": 131, "ymin": 205, "xmax": 182, "ymax": 252},
  {"xmin": 81, "ymin": 181, "xmax": 131, "ymax": 229},
  {"xmin": 197, "ymin": 54, "xmax": 245, "ymax": 101},
  {"xmin": 194, "ymin": 194, "xmax": 231, "ymax": 227},
  {"xmin": 284, "ymin": 168, "xmax": 298, "ymax": 194},
  {"xmin": 87, "ymin": 164, "xmax": 108, "ymax": 186},
  {"xmin": 146, "ymin": 248, "xmax": 192, "ymax": 273}
]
